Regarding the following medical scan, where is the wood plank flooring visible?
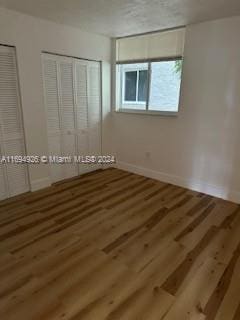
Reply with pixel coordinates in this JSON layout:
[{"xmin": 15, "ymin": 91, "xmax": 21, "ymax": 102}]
[{"xmin": 0, "ymin": 168, "xmax": 240, "ymax": 320}]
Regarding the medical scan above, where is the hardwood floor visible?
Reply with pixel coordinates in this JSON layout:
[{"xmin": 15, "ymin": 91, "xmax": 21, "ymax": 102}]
[{"xmin": 0, "ymin": 168, "xmax": 240, "ymax": 320}]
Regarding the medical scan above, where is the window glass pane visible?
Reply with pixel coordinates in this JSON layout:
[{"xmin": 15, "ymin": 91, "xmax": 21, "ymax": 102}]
[
  {"xmin": 120, "ymin": 63, "xmax": 148, "ymax": 110},
  {"xmin": 138, "ymin": 70, "xmax": 148, "ymax": 102},
  {"xmin": 149, "ymin": 60, "xmax": 182, "ymax": 112},
  {"xmin": 125, "ymin": 71, "xmax": 137, "ymax": 101}
]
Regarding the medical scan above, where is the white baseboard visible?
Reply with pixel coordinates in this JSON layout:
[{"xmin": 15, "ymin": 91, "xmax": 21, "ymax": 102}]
[
  {"xmin": 102, "ymin": 164, "xmax": 115, "ymax": 170},
  {"xmin": 30, "ymin": 177, "xmax": 51, "ymax": 192},
  {"xmin": 114, "ymin": 161, "xmax": 240, "ymax": 204}
]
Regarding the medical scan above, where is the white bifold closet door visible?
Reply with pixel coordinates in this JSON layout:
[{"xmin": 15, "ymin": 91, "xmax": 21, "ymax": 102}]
[
  {"xmin": 42, "ymin": 53, "xmax": 102, "ymax": 183},
  {"xmin": 0, "ymin": 45, "xmax": 29, "ymax": 200}
]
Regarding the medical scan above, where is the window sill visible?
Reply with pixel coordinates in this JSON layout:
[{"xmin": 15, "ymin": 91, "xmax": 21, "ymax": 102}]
[{"xmin": 115, "ymin": 108, "xmax": 179, "ymax": 117}]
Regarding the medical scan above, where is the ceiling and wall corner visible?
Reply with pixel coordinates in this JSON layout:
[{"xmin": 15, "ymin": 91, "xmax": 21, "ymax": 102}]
[{"xmin": 0, "ymin": 0, "xmax": 240, "ymax": 37}]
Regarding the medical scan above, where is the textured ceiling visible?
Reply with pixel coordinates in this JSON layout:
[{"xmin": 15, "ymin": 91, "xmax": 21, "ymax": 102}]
[{"xmin": 0, "ymin": 0, "xmax": 240, "ymax": 37}]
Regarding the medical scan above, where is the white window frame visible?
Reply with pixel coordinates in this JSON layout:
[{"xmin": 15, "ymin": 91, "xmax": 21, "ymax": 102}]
[
  {"xmin": 116, "ymin": 57, "xmax": 183, "ymax": 116},
  {"xmin": 122, "ymin": 65, "xmax": 148, "ymax": 106}
]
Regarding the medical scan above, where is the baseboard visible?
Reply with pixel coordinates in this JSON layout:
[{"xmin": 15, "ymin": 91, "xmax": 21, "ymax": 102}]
[
  {"xmin": 30, "ymin": 177, "xmax": 51, "ymax": 192},
  {"xmin": 114, "ymin": 161, "xmax": 240, "ymax": 204},
  {"xmin": 102, "ymin": 163, "xmax": 115, "ymax": 170}
]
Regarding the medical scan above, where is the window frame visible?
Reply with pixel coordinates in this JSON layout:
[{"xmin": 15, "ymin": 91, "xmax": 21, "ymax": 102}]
[
  {"xmin": 122, "ymin": 65, "xmax": 148, "ymax": 105},
  {"xmin": 116, "ymin": 56, "xmax": 183, "ymax": 116}
]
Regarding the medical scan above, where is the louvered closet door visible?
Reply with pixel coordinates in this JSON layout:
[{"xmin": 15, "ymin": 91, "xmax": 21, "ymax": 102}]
[
  {"xmin": 0, "ymin": 45, "xmax": 29, "ymax": 199},
  {"xmin": 87, "ymin": 61, "xmax": 102, "ymax": 171},
  {"xmin": 43, "ymin": 54, "xmax": 102, "ymax": 183},
  {"xmin": 74, "ymin": 61, "xmax": 90, "ymax": 174},
  {"xmin": 59, "ymin": 59, "xmax": 78, "ymax": 179},
  {"xmin": 42, "ymin": 57, "xmax": 62, "ymax": 183}
]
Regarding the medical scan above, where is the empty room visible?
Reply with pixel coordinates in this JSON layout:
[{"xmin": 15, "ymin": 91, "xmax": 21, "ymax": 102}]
[{"xmin": 0, "ymin": 1, "xmax": 240, "ymax": 319}]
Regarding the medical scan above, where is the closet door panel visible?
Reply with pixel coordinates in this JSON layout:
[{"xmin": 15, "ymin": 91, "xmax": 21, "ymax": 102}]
[
  {"xmin": 43, "ymin": 59, "xmax": 61, "ymax": 133},
  {"xmin": 48, "ymin": 135, "xmax": 62, "ymax": 183},
  {"xmin": 61, "ymin": 134, "xmax": 77, "ymax": 179},
  {"xmin": 59, "ymin": 60, "xmax": 77, "ymax": 179},
  {"xmin": 0, "ymin": 46, "xmax": 29, "ymax": 198},
  {"xmin": 75, "ymin": 62, "xmax": 90, "ymax": 174},
  {"xmin": 42, "ymin": 57, "xmax": 62, "ymax": 183},
  {"xmin": 59, "ymin": 61, "xmax": 75, "ymax": 131},
  {"xmin": 0, "ymin": 49, "xmax": 23, "ymax": 140},
  {"xmin": 87, "ymin": 62, "xmax": 102, "ymax": 170},
  {"xmin": 4, "ymin": 139, "xmax": 29, "ymax": 196}
]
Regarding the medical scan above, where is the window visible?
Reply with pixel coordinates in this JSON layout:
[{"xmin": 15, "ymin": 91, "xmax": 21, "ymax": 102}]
[
  {"xmin": 121, "ymin": 63, "xmax": 148, "ymax": 110},
  {"xmin": 115, "ymin": 27, "xmax": 185, "ymax": 114},
  {"xmin": 116, "ymin": 59, "xmax": 183, "ymax": 114},
  {"xmin": 149, "ymin": 60, "xmax": 182, "ymax": 112}
]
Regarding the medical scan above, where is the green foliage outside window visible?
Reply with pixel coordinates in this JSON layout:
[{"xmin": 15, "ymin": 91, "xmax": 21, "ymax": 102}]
[{"xmin": 174, "ymin": 60, "xmax": 183, "ymax": 77}]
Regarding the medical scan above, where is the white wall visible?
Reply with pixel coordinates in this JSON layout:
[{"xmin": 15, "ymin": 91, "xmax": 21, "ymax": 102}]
[
  {"xmin": 111, "ymin": 16, "xmax": 240, "ymax": 203},
  {"xmin": 0, "ymin": 7, "xmax": 111, "ymax": 191}
]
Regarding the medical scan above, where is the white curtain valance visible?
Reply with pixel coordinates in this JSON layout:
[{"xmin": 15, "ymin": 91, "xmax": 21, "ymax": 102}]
[{"xmin": 116, "ymin": 28, "xmax": 185, "ymax": 62}]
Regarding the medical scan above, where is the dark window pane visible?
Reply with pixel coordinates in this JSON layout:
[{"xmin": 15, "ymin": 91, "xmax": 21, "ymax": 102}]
[
  {"xmin": 125, "ymin": 71, "xmax": 137, "ymax": 101},
  {"xmin": 138, "ymin": 70, "xmax": 147, "ymax": 102}
]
